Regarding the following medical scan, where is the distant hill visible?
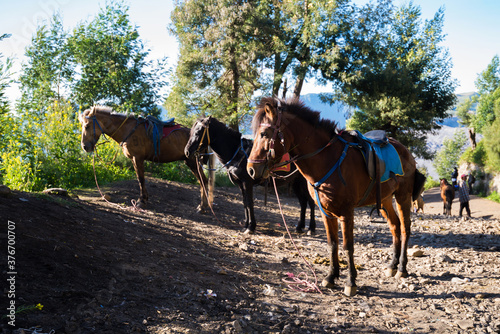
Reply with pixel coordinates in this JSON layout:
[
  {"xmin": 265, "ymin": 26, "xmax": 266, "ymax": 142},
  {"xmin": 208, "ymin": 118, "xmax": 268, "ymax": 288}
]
[{"xmin": 455, "ymin": 92, "xmax": 479, "ymax": 106}]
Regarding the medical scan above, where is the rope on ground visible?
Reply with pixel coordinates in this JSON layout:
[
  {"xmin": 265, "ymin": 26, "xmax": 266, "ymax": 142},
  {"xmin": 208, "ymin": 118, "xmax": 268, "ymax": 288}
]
[
  {"xmin": 92, "ymin": 155, "xmax": 145, "ymax": 212},
  {"xmin": 272, "ymin": 177, "xmax": 323, "ymax": 294}
]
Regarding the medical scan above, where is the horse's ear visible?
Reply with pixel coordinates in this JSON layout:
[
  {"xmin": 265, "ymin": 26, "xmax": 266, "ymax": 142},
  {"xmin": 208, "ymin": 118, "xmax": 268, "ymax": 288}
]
[
  {"xmin": 264, "ymin": 102, "xmax": 276, "ymax": 119},
  {"xmin": 88, "ymin": 106, "xmax": 96, "ymax": 117}
]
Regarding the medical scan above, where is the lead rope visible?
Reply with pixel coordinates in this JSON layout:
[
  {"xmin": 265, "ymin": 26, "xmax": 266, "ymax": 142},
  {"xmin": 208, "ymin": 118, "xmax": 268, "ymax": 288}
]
[
  {"xmin": 92, "ymin": 154, "xmax": 144, "ymax": 212},
  {"xmin": 272, "ymin": 177, "xmax": 323, "ymax": 294},
  {"xmin": 195, "ymin": 155, "xmax": 228, "ymax": 227}
]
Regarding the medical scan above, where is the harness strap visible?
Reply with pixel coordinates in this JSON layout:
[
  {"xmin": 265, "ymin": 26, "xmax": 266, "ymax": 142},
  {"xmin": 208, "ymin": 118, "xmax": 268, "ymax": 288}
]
[
  {"xmin": 223, "ymin": 138, "xmax": 246, "ymax": 168},
  {"xmin": 120, "ymin": 119, "xmax": 145, "ymax": 146},
  {"xmin": 310, "ymin": 142, "xmax": 350, "ymax": 219}
]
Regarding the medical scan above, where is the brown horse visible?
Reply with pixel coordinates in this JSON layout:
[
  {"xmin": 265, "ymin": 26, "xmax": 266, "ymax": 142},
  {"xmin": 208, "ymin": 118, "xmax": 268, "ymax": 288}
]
[
  {"xmin": 246, "ymin": 97, "xmax": 425, "ymax": 296},
  {"xmin": 79, "ymin": 106, "xmax": 208, "ymax": 211},
  {"xmin": 440, "ymin": 178, "xmax": 455, "ymax": 215}
]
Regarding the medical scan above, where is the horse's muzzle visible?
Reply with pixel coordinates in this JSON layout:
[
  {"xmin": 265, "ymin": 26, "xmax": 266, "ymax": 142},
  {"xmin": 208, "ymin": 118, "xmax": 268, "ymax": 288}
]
[
  {"xmin": 81, "ymin": 141, "xmax": 95, "ymax": 153},
  {"xmin": 247, "ymin": 163, "xmax": 268, "ymax": 180}
]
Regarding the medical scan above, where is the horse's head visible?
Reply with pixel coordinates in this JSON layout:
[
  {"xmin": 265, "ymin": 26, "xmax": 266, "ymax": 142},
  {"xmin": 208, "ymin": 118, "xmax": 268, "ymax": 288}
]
[
  {"xmin": 185, "ymin": 117, "xmax": 211, "ymax": 158},
  {"xmin": 440, "ymin": 178, "xmax": 449, "ymax": 188},
  {"xmin": 247, "ymin": 97, "xmax": 289, "ymax": 180},
  {"xmin": 79, "ymin": 106, "xmax": 103, "ymax": 153}
]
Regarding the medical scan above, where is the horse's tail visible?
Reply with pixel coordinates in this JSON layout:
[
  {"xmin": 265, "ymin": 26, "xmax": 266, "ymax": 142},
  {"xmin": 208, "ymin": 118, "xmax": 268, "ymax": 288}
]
[{"xmin": 412, "ymin": 169, "xmax": 426, "ymax": 201}]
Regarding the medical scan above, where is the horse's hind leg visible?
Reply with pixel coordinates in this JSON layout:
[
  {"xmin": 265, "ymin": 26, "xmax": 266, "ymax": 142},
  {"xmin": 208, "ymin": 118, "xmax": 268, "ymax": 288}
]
[
  {"xmin": 241, "ymin": 182, "xmax": 256, "ymax": 234},
  {"xmin": 185, "ymin": 157, "xmax": 209, "ymax": 213},
  {"xmin": 381, "ymin": 196, "xmax": 403, "ymax": 278},
  {"xmin": 132, "ymin": 157, "xmax": 148, "ymax": 207},
  {"xmin": 394, "ymin": 194, "xmax": 412, "ymax": 278},
  {"xmin": 291, "ymin": 177, "xmax": 308, "ymax": 233}
]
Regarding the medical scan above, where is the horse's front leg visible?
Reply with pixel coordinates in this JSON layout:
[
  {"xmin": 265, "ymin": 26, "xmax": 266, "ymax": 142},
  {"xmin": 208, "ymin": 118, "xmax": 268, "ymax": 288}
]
[
  {"xmin": 320, "ymin": 215, "xmax": 340, "ymax": 289},
  {"xmin": 339, "ymin": 212, "xmax": 357, "ymax": 296},
  {"xmin": 185, "ymin": 157, "xmax": 209, "ymax": 213},
  {"xmin": 132, "ymin": 157, "xmax": 148, "ymax": 207},
  {"xmin": 242, "ymin": 182, "xmax": 256, "ymax": 234}
]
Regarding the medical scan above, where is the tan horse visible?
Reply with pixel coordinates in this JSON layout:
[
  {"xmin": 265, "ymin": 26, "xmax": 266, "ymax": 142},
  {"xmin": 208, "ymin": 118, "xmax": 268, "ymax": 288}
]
[
  {"xmin": 79, "ymin": 106, "xmax": 208, "ymax": 211},
  {"xmin": 247, "ymin": 97, "xmax": 425, "ymax": 296}
]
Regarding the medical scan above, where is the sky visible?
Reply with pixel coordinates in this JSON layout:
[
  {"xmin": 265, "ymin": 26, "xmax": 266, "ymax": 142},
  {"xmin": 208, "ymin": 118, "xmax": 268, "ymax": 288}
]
[{"xmin": 1, "ymin": 0, "xmax": 499, "ymax": 103}]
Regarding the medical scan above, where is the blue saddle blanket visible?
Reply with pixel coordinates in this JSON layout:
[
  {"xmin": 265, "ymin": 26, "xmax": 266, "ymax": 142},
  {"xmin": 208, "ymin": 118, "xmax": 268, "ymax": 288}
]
[
  {"xmin": 355, "ymin": 131, "xmax": 404, "ymax": 182},
  {"xmin": 373, "ymin": 143, "xmax": 404, "ymax": 182}
]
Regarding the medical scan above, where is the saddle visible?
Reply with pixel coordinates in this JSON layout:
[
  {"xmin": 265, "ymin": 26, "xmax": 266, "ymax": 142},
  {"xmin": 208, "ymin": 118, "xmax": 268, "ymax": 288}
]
[
  {"xmin": 346, "ymin": 130, "xmax": 394, "ymax": 214},
  {"xmin": 142, "ymin": 115, "xmax": 177, "ymax": 157},
  {"xmin": 350, "ymin": 130, "xmax": 388, "ymax": 181},
  {"xmin": 145, "ymin": 115, "xmax": 176, "ymax": 127}
]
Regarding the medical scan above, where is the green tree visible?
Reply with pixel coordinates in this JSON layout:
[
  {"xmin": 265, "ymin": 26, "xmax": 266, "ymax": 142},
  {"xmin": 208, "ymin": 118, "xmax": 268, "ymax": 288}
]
[
  {"xmin": 167, "ymin": 0, "xmax": 352, "ymax": 130},
  {"xmin": 328, "ymin": 1, "xmax": 457, "ymax": 159},
  {"xmin": 456, "ymin": 96, "xmax": 478, "ymax": 149},
  {"xmin": 481, "ymin": 87, "xmax": 500, "ymax": 172},
  {"xmin": 475, "ymin": 55, "xmax": 500, "ymax": 95},
  {"xmin": 433, "ymin": 130, "xmax": 468, "ymax": 180},
  {"xmin": 0, "ymin": 33, "xmax": 14, "ymax": 157},
  {"xmin": 168, "ymin": 0, "xmax": 262, "ymax": 129},
  {"xmin": 2, "ymin": 1, "xmax": 168, "ymax": 191},
  {"xmin": 69, "ymin": 0, "xmax": 169, "ymax": 115},
  {"xmin": 471, "ymin": 55, "xmax": 500, "ymax": 135},
  {"xmin": 17, "ymin": 14, "xmax": 73, "ymax": 115},
  {"xmin": 256, "ymin": 0, "xmax": 350, "ymax": 98}
]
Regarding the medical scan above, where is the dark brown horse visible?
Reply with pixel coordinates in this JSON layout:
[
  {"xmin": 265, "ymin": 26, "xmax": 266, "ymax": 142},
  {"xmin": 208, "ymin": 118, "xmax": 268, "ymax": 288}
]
[
  {"xmin": 246, "ymin": 97, "xmax": 425, "ymax": 296},
  {"xmin": 79, "ymin": 106, "xmax": 208, "ymax": 211},
  {"xmin": 440, "ymin": 178, "xmax": 455, "ymax": 215},
  {"xmin": 184, "ymin": 116, "xmax": 315, "ymax": 234}
]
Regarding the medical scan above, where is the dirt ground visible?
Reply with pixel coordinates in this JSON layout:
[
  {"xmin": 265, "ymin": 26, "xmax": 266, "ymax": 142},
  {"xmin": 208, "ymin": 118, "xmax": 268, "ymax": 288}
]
[{"xmin": 1, "ymin": 176, "xmax": 500, "ymax": 334}]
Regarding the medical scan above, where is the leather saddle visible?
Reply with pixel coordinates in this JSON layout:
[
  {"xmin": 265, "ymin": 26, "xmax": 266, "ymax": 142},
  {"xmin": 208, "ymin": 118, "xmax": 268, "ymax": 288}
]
[{"xmin": 347, "ymin": 130, "xmax": 388, "ymax": 181}]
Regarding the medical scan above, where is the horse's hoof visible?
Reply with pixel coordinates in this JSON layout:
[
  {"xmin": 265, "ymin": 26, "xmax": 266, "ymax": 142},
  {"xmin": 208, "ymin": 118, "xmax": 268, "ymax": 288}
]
[
  {"xmin": 196, "ymin": 205, "xmax": 208, "ymax": 214},
  {"xmin": 395, "ymin": 271, "xmax": 408, "ymax": 279},
  {"xmin": 321, "ymin": 279, "xmax": 335, "ymax": 289},
  {"xmin": 385, "ymin": 268, "xmax": 397, "ymax": 277},
  {"xmin": 295, "ymin": 228, "xmax": 304, "ymax": 234},
  {"xmin": 243, "ymin": 229, "xmax": 255, "ymax": 235},
  {"xmin": 344, "ymin": 285, "xmax": 357, "ymax": 297},
  {"xmin": 306, "ymin": 230, "xmax": 315, "ymax": 236}
]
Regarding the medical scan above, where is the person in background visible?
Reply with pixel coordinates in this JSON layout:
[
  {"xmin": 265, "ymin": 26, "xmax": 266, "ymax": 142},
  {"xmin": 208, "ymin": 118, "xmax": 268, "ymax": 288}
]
[
  {"xmin": 458, "ymin": 174, "xmax": 471, "ymax": 218},
  {"xmin": 467, "ymin": 170, "xmax": 476, "ymax": 194},
  {"xmin": 451, "ymin": 167, "xmax": 458, "ymax": 189}
]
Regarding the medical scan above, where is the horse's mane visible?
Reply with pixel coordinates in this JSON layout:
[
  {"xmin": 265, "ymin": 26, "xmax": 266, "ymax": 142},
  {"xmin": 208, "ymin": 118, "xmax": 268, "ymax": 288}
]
[
  {"xmin": 252, "ymin": 97, "xmax": 341, "ymax": 138},
  {"xmin": 83, "ymin": 105, "xmax": 132, "ymax": 119},
  {"xmin": 201, "ymin": 116, "xmax": 242, "ymax": 139}
]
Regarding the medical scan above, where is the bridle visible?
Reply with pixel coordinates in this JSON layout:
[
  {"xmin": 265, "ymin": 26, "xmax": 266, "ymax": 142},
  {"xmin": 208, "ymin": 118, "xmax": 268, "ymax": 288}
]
[
  {"xmin": 247, "ymin": 101, "xmax": 285, "ymax": 165},
  {"xmin": 83, "ymin": 109, "xmax": 133, "ymax": 147},
  {"xmin": 85, "ymin": 114, "xmax": 105, "ymax": 145},
  {"xmin": 193, "ymin": 118, "xmax": 249, "ymax": 168}
]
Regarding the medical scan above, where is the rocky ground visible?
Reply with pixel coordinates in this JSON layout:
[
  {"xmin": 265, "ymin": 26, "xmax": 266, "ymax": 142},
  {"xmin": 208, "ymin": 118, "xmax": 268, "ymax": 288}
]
[{"xmin": 1, "ymin": 177, "xmax": 499, "ymax": 334}]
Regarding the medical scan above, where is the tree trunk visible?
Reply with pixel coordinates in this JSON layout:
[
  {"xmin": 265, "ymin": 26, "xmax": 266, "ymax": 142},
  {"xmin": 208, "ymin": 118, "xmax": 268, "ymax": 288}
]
[{"xmin": 468, "ymin": 128, "xmax": 476, "ymax": 150}]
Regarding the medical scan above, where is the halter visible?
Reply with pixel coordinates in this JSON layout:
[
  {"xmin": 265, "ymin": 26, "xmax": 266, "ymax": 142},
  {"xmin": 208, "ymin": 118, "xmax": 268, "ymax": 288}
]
[
  {"xmin": 195, "ymin": 119, "xmax": 248, "ymax": 169},
  {"xmin": 248, "ymin": 101, "xmax": 284, "ymax": 164},
  {"xmin": 85, "ymin": 114, "xmax": 105, "ymax": 144},
  {"xmin": 85, "ymin": 111, "xmax": 134, "ymax": 147}
]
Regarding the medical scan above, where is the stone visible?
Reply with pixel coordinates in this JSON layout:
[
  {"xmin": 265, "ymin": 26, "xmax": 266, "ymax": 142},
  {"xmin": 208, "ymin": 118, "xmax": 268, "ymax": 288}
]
[
  {"xmin": 457, "ymin": 319, "xmax": 474, "ymax": 330},
  {"xmin": 408, "ymin": 249, "xmax": 424, "ymax": 257},
  {"xmin": 0, "ymin": 184, "xmax": 11, "ymax": 196},
  {"xmin": 43, "ymin": 187, "xmax": 69, "ymax": 196}
]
